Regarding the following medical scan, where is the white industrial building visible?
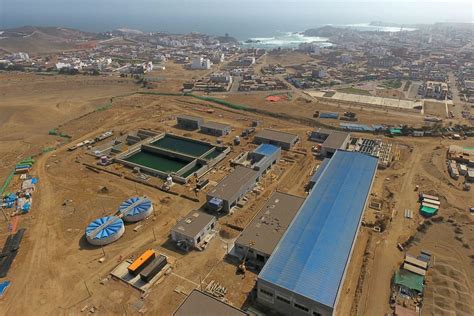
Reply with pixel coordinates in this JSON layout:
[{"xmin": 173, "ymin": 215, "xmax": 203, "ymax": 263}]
[
  {"xmin": 171, "ymin": 210, "xmax": 216, "ymax": 251},
  {"xmin": 191, "ymin": 57, "xmax": 212, "ymax": 70}
]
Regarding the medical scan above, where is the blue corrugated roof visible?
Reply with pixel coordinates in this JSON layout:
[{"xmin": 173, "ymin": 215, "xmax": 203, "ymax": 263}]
[
  {"xmin": 253, "ymin": 144, "xmax": 280, "ymax": 156},
  {"xmin": 259, "ymin": 151, "xmax": 378, "ymax": 308},
  {"xmin": 310, "ymin": 158, "xmax": 330, "ymax": 184},
  {"xmin": 85, "ymin": 216, "xmax": 124, "ymax": 240},
  {"xmin": 119, "ymin": 196, "xmax": 152, "ymax": 216}
]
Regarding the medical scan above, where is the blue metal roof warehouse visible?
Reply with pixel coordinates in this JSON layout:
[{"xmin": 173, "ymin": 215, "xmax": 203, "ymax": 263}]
[{"xmin": 258, "ymin": 151, "xmax": 378, "ymax": 315}]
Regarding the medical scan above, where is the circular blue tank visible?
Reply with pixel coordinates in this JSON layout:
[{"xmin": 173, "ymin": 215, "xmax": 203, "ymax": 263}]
[
  {"xmin": 118, "ymin": 197, "xmax": 153, "ymax": 222},
  {"xmin": 85, "ymin": 216, "xmax": 125, "ymax": 246}
]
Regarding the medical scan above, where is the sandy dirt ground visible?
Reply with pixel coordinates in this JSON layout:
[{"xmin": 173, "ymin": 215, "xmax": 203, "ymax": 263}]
[
  {"xmin": 424, "ymin": 100, "xmax": 448, "ymax": 118},
  {"xmin": 212, "ymin": 92, "xmax": 425, "ymax": 127},
  {"xmin": 356, "ymin": 138, "xmax": 473, "ymax": 316},
  {"xmin": 0, "ymin": 71, "xmax": 472, "ymax": 315},
  {"xmin": 263, "ymin": 51, "xmax": 314, "ymax": 67},
  {"xmin": 0, "ymin": 73, "xmax": 138, "ymax": 180},
  {"xmin": 0, "ymin": 88, "xmax": 320, "ymax": 315}
]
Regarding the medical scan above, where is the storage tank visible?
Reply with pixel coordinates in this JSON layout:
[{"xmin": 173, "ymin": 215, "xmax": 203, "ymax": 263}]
[
  {"xmin": 85, "ymin": 216, "xmax": 125, "ymax": 246},
  {"xmin": 119, "ymin": 196, "xmax": 153, "ymax": 222}
]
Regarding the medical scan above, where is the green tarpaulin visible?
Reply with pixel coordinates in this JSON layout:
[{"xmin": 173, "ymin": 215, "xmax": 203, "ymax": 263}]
[
  {"xmin": 420, "ymin": 205, "xmax": 437, "ymax": 216},
  {"xmin": 394, "ymin": 270, "xmax": 424, "ymax": 293}
]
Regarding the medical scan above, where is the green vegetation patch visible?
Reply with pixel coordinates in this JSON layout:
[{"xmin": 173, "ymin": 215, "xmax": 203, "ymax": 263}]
[
  {"xmin": 337, "ymin": 87, "xmax": 372, "ymax": 96},
  {"xmin": 380, "ymin": 79, "xmax": 402, "ymax": 89}
]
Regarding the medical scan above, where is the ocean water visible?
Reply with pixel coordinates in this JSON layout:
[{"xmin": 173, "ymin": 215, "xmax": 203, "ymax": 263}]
[
  {"xmin": 241, "ymin": 32, "xmax": 332, "ymax": 49},
  {"xmin": 240, "ymin": 24, "xmax": 416, "ymax": 48},
  {"xmin": 340, "ymin": 23, "xmax": 417, "ymax": 32},
  {"xmin": 1, "ymin": 0, "xmax": 470, "ymax": 43}
]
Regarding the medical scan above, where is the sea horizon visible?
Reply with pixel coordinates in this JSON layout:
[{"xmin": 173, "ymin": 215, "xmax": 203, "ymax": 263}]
[{"xmin": 0, "ymin": 22, "xmax": 421, "ymax": 49}]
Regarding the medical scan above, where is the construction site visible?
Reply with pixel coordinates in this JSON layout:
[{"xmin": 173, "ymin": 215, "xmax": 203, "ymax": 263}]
[{"xmin": 0, "ymin": 63, "xmax": 473, "ymax": 316}]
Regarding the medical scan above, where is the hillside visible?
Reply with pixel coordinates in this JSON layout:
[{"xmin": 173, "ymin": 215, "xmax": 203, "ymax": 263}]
[
  {"xmin": 0, "ymin": 26, "xmax": 101, "ymax": 54},
  {"xmin": 303, "ymin": 25, "xmax": 346, "ymax": 37}
]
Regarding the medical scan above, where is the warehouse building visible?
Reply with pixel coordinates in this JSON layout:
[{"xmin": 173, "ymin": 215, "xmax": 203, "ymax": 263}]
[
  {"xmin": 257, "ymin": 151, "xmax": 378, "ymax": 316},
  {"xmin": 234, "ymin": 191, "xmax": 305, "ymax": 270},
  {"xmin": 171, "ymin": 210, "xmax": 216, "ymax": 251},
  {"xmin": 176, "ymin": 115, "xmax": 203, "ymax": 130},
  {"xmin": 174, "ymin": 289, "xmax": 247, "ymax": 316},
  {"xmin": 200, "ymin": 121, "xmax": 231, "ymax": 136},
  {"xmin": 207, "ymin": 144, "xmax": 280, "ymax": 213},
  {"xmin": 207, "ymin": 166, "xmax": 259, "ymax": 213},
  {"xmin": 310, "ymin": 128, "xmax": 351, "ymax": 157},
  {"xmin": 254, "ymin": 129, "xmax": 299, "ymax": 150}
]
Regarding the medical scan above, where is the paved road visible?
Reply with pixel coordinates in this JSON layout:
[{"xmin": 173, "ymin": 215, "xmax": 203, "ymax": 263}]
[
  {"xmin": 447, "ymin": 71, "xmax": 467, "ymax": 119},
  {"xmin": 229, "ymin": 75, "xmax": 241, "ymax": 93}
]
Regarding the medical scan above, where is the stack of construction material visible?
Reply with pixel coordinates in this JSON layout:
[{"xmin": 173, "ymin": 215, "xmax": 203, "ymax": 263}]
[
  {"xmin": 419, "ymin": 193, "xmax": 440, "ymax": 217},
  {"xmin": 15, "ymin": 158, "xmax": 34, "ymax": 174},
  {"xmin": 205, "ymin": 280, "xmax": 227, "ymax": 298}
]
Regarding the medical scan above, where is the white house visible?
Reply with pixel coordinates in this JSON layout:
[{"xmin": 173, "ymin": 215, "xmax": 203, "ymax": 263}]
[{"xmin": 191, "ymin": 57, "xmax": 212, "ymax": 70}]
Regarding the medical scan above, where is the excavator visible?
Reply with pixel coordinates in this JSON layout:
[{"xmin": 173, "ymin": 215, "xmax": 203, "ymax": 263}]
[{"xmin": 237, "ymin": 241, "xmax": 255, "ymax": 275}]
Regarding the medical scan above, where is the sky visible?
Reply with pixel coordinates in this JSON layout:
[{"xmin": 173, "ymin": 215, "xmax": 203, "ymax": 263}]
[{"xmin": 0, "ymin": 0, "xmax": 473, "ymax": 37}]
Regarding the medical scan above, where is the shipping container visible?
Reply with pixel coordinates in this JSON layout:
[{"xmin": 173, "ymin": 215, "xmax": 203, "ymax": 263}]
[
  {"xmin": 319, "ymin": 112, "xmax": 339, "ymax": 119},
  {"xmin": 422, "ymin": 198, "xmax": 440, "ymax": 206},
  {"xmin": 419, "ymin": 193, "xmax": 439, "ymax": 201},
  {"xmin": 404, "ymin": 254, "xmax": 428, "ymax": 270},
  {"xmin": 128, "ymin": 249, "xmax": 155, "ymax": 276},
  {"xmin": 403, "ymin": 262, "xmax": 426, "ymax": 276},
  {"xmin": 139, "ymin": 255, "xmax": 167, "ymax": 282},
  {"xmin": 421, "ymin": 202, "xmax": 439, "ymax": 210}
]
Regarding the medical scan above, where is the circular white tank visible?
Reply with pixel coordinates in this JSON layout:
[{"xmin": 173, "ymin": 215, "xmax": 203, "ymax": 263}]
[
  {"xmin": 85, "ymin": 216, "xmax": 125, "ymax": 246},
  {"xmin": 119, "ymin": 196, "xmax": 154, "ymax": 222}
]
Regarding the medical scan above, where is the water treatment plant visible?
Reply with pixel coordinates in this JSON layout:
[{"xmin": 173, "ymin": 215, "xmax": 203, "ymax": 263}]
[
  {"xmin": 8, "ymin": 76, "xmax": 471, "ymax": 316},
  {"xmin": 119, "ymin": 196, "xmax": 153, "ymax": 222},
  {"xmin": 115, "ymin": 133, "xmax": 230, "ymax": 183},
  {"xmin": 84, "ymin": 196, "xmax": 154, "ymax": 246},
  {"xmin": 85, "ymin": 216, "xmax": 125, "ymax": 246}
]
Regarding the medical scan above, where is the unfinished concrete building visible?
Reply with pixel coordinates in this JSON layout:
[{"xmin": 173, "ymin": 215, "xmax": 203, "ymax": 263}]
[
  {"xmin": 254, "ymin": 129, "xmax": 299, "ymax": 150},
  {"xmin": 200, "ymin": 121, "xmax": 231, "ymax": 137},
  {"xmin": 176, "ymin": 115, "xmax": 203, "ymax": 130},
  {"xmin": 207, "ymin": 144, "xmax": 280, "ymax": 213}
]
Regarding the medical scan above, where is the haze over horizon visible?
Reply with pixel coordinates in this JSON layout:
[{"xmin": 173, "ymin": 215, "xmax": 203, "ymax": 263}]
[{"xmin": 1, "ymin": 0, "xmax": 473, "ymax": 38}]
